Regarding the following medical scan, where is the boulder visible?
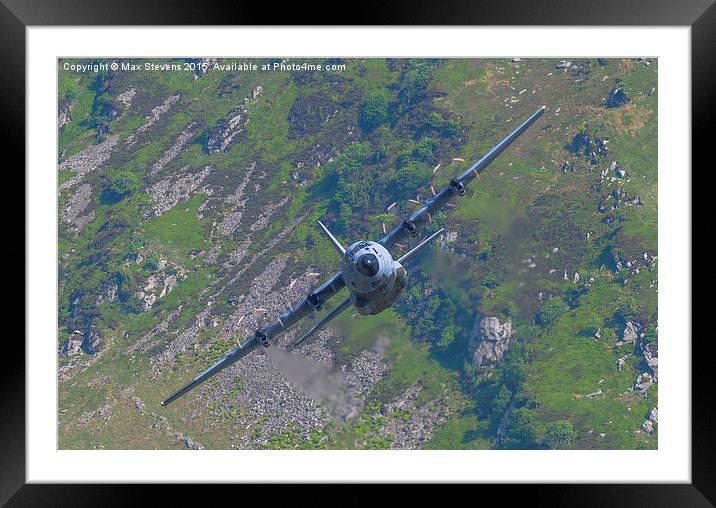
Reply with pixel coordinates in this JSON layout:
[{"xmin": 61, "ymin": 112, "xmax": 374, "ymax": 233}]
[
  {"xmin": 206, "ymin": 87, "xmax": 262, "ymax": 153},
  {"xmin": 648, "ymin": 406, "xmax": 658, "ymax": 423},
  {"xmin": 641, "ymin": 340, "xmax": 658, "ymax": 382},
  {"xmin": 641, "ymin": 406, "xmax": 658, "ymax": 433},
  {"xmin": 60, "ymin": 330, "xmax": 84, "ymax": 356},
  {"xmin": 58, "ymin": 101, "xmax": 72, "ymax": 130},
  {"xmin": 634, "ymin": 372, "xmax": 653, "ymax": 394},
  {"xmin": 622, "ymin": 321, "xmax": 641, "ymax": 343},
  {"xmin": 569, "ymin": 130, "xmax": 608, "ymax": 163},
  {"xmin": 468, "ymin": 316, "xmax": 513, "ymax": 370},
  {"xmin": 83, "ymin": 324, "xmax": 104, "ymax": 354},
  {"xmin": 616, "ymin": 357, "xmax": 626, "ymax": 371},
  {"xmin": 641, "ymin": 419, "xmax": 654, "ymax": 433},
  {"xmin": 160, "ymin": 275, "xmax": 178, "ymax": 298},
  {"xmin": 184, "ymin": 436, "xmax": 204, "ymax": 450}
]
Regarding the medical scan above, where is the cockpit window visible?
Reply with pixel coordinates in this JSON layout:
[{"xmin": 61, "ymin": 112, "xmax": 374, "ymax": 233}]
[{"xmin": 356, "ymin": 253, "xmax": 379, "ymax": 276}]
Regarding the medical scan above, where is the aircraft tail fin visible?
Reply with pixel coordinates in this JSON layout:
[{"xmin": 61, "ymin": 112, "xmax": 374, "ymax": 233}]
[
  {"xmin": 318, "ymin": 220, "xmax": 346, "ymax": 256},
  {"xmin": 397, "ymin": 228, "xmax": 445, "ymax": 265}
]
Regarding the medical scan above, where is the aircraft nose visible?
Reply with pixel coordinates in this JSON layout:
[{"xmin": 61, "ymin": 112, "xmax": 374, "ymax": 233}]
[{"xmin": 356, "ymin": 253, "xmax": 379, "ymax": 276}]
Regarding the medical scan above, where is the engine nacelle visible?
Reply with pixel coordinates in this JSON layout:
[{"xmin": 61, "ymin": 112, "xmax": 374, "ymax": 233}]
[
  {"xmin": 307, "ymin": 292, "xmax": 323, "ymax": 312},
  {"xmin": 401, "ymin": 219, "xmax": 419, "ymax": 237},
  {"xmin": 256, "ymin": 330, "xmax": 270, "ymax": 347},
  {"xmin": 450, "ymin": 178, "xmax": 466, "ymax": 196}
]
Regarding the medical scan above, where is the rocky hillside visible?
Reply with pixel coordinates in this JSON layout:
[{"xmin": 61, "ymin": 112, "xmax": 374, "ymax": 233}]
[{"xmin": 58, "ymin": 57, "xmax": 657, "ymax": 450}]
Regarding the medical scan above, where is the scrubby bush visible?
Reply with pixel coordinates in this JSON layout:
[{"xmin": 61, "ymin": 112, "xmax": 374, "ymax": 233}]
[
  {"xmin": 502, "ymin": 407, "xmax": 539, "ymax": 449},
  {"xmin": 64, "ymin": 86, "xmax": 79, "ymax": 103},
  {"xmin": 613, "ymin": 296, "xmax": 638, "ymax": 323},
  {"xmin": 481, "ymin": 273, "xmax": 498, "ymax": 289},
  {"xmin": 544, "ymin": 420, "xmax": 576, "ymax": 449},
  {"xmin": 425, "ymin": 111, "xmax": 444, "ymax": 130},
  {"xmin": 89, "ymin": 92, "xmax": 116, "ymax": 132},
  {"xmin": 412, "ymin": 137, "xmax": 439, "ymax": 162},
  {"xmin": 491, "ymin": 384, "xmax": 512, "ymax": 416},
  {"xmin": 390, "ymin": 161, "xmax": 432, "ymax": 201},
  {"xmin": 499, "ymin": 342, "xmax": 528, "ymax": 393},
  {"xmin": 359, "ymin": 89, "xmax": 391, "ymax": 132},
  {"xmin": 537, "ymin": 297, "xmax": 568, "ymax": 327},
  {"xmin": 642, "ymin": 324, "xmax": 658, "ymax": 344},
  {"xmin": 102, "ymin": 171, "xmax": 141, "ymax": 204},
  {"xmin": 443, "ymin": 118, "xmax": 460, "ymax": 137},
  {"xmin": 517, "ymin": 323, "xmax": 542, "ymax": 343}
]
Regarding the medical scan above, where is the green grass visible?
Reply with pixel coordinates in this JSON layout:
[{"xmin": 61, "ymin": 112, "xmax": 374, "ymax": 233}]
[
  {"xmin": 141, "ymin": 193, "xmax": 209, "ymax": 257},
  {"xmin": 524, "ymin": 278, "xmax": 657, "ymax": 449},
  {"xmin": 425, "ymin": 409, "xmax": 492, "ymax": 449}
]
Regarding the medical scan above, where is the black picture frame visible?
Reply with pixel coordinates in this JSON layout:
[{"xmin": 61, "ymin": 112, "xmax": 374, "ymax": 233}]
[{"xmin": 7, "ymin": 0, "xmax": 708, "ymax": 504}]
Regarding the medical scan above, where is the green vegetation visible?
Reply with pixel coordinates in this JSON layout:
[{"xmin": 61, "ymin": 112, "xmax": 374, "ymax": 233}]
[
  {"xmin": 537, "ymin": 297, "xmax": 569, "ymax": 327},
  {"xmin": 359, "ymin": 88, "xmax": 391, "ymax": 132},
  {"xmin": 544, "ymin": 420, "xmax": 576, "ymax": 449},
  {"xmin": 142, "ymin": 193, "xmax": 209, "ymax": 256},
  {"xmin": 102, "ymin": 171, "xmax": 141, "ymax": 204}
]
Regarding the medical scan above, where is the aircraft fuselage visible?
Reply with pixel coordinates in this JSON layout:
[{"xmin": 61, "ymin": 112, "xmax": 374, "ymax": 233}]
[{"xmin": 341, "ymin": 240, "xmax": 407, "ymax": 315}]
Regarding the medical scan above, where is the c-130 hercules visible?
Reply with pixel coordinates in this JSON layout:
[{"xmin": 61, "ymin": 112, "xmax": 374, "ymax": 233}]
[{"xmin": 162, "ymin": 106, "xmax": 545, "ymax": 406}]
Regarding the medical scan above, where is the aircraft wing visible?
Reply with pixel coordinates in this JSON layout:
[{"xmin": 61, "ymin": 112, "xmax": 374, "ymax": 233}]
[
  {"xmin": 162, "ymin": 271, "xmax": 346, "ymax": 405},
  {"xmin": 291, "ymin": 296, "xmax": 352, "ymax": 349},
  {"xmin": 379, "ymin": 106, "xmax": 546, "ymax": 251}
]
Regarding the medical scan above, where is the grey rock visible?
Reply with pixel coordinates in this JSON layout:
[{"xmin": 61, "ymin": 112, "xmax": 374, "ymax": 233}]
[
  {"xmin": 469, "ymin": 316, "xmax": 513, "ymax": 370},
  {"xmin": 641, "ymin": 339, "xmax": 658, "ymax": 382},
  {"xmin": 641, "ymin": 419, "xmax": 653, "ymax": 433},
  {"xmin": 126, "ymin": 94, "xmax": 180, "ymax": 145},
  {"xmin": 206, "ymin": 88, "xmax": 262, "ymax": 153},
  {"xmin": 622, "ymin": 321, "xmax": 641, "ymax": 343},
  {"xmin": 250, "ymin": 195, "xmax": 290, "ymax": 232},
  {"xmin": 438, "ymin": 230, "xmax": 458, "ymax": 249},
  {"xmin": 62, "ymin": 183, "xmax": 93, "ymax": 232},
  {"xmin": 83, "ymin": 324, "xmax": 104, "ymax": 354},
  {"xmin": 115, "ymin": 88, "xmax": 136, "ymax": 108},
  {"xmin": 634, "ymin": 372, "xmax": 653, "ymax": 394},
  {"xmin": 60, "ymin": 330, "xmax": 84, "ymax": 356},
  {"xmin": 58, "ymin": 135, "xmax": 119, "ymax": 190},
  {"xmin": 160, "ymin": 275, "xmax": 178, "ymax": 298},
  {"xmin": 58, "ymin": 101, "xmax": 72, "ymax": 130},
  {"xmin": 148, "ymin": 123, "xmax": 199, "ymax": 176},
  {"xmin": 190, "ymin": 58, "xmax": 218, "ymax": 77},
  {"xmin": 217, "ymin": 162, "xmax": 257, "ymax": 236},
  {"xmin": 146, "ymin": 165, "xmax": 212, "ymax": 217}
]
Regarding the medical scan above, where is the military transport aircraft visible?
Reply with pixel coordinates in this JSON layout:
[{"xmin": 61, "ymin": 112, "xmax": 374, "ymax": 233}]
[{"xmin": 162, "ymin": 105, "xmax": 546, "ymax": 406}]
